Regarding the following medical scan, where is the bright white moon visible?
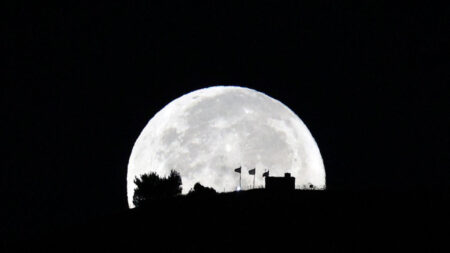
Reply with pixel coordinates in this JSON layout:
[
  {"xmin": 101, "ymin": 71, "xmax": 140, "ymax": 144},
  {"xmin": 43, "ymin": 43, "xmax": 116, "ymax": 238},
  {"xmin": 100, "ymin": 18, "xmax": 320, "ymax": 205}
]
[{"xmin": 127, "ymin": 86, "xmax": 325, "ymax": 208}]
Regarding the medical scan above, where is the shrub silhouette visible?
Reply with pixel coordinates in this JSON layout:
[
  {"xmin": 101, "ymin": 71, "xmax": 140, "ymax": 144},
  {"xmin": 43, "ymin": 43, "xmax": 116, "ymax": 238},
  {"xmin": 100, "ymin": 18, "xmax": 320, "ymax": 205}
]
[
  {"xmin": 188, "ymin": 182, "xmax": 217, "ymax": 197},
  {"xmin": 133, "ymin": 170, "xmax": 182, "ymax": 207}
]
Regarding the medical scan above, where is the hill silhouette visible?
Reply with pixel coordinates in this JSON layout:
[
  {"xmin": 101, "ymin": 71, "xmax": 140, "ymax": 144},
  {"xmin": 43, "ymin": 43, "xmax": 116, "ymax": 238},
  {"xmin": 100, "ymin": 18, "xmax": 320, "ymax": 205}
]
[{"xmin": 10, "ymin": 189, "xmax": 448, "ymax": 252}]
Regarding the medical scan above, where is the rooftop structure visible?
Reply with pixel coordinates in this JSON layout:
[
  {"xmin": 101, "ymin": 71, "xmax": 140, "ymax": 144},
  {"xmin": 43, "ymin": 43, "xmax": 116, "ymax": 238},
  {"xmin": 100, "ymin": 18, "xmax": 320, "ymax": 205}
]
[{"xmin": 265, "ymin": 173, "xmax": 295, "ymax": 191}]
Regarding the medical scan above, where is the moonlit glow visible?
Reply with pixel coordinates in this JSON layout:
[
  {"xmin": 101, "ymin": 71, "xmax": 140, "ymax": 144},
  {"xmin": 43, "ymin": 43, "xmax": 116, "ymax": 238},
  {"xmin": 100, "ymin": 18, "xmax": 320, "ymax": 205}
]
[{"xmin": 127, "ymin": 86, "xmax": 325, "ymax": 208}]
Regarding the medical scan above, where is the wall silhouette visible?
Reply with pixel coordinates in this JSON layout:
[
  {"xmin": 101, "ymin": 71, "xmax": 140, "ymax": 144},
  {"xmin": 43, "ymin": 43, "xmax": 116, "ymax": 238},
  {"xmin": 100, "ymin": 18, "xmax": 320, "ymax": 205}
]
[{"xmin": 265, "ymin": 173, "xmax": 295, "ymax": 191}]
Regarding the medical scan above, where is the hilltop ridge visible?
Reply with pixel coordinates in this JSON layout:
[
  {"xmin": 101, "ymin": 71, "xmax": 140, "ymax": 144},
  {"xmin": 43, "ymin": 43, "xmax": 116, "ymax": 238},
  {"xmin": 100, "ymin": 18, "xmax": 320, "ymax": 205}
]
[{"xmin": 12, "ymin": 189, "xmax": 448, "ymax": 252}]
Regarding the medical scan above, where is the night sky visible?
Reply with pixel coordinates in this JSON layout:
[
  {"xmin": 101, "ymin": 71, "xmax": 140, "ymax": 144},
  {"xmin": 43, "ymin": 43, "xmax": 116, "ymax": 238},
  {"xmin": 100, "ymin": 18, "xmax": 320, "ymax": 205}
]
[{"xmin": 2, "ymin": 1, "xmax": 449, "ymax": 238}]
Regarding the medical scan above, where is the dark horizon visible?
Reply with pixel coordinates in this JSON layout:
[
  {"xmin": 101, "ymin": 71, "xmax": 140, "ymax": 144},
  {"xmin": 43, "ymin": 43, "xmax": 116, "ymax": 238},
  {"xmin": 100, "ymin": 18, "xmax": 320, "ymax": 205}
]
[
  {"xmin": 7, "ymin": 189, "xmax": 449, "ymax": 251},
  {"xmin": 2, "ymin": 1, "xmax": 449, "ymax": 246}
]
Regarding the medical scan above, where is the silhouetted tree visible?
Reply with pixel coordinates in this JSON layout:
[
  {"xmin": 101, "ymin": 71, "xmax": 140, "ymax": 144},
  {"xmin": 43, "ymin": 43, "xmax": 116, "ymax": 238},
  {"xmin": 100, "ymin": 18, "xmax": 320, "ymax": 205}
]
[
  {"xmin": 133, "ymin": 170, "xmax": 182, "ymax": 207},
  {"xmin": 166, "ymin": 170, "xmax": 183, "ymax": 197},
  {"xmin": 188, "ymin": 182, "xmax": 217, "ymax": 197}
]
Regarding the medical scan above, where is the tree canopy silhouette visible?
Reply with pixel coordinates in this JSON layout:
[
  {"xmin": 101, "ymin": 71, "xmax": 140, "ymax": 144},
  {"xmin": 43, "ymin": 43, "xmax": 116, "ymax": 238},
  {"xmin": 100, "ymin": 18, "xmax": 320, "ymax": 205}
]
[
  {"xmin": 188, "ymin": 182, "xmax": 217, "ymax": 197},
  {"xmin": 133, "ymin": 170, "xmax": 182, "ymax": 207}
]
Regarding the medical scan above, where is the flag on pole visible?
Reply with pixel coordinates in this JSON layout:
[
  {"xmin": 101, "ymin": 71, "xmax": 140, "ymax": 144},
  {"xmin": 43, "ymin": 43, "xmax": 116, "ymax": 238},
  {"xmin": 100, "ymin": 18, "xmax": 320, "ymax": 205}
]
[
  {"xmin": 235, "ymin": 167, "xmax": 242, "ymax": 190},
  {"xmin": 249, "ymin": 168, "xmax": 256, "ymax": 189},
  {"xmin": 262, "ymin": 171, "xmax": 269, "ymax": 177}
]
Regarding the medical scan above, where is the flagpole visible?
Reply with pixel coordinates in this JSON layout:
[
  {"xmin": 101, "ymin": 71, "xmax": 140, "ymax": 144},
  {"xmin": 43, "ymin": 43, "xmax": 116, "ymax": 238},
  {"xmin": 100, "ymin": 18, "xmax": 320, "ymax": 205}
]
[
  {"xmin": 239, "ymin": 172, "xmax": 241, "ymax": 189},
  {"xmin": 253, "ymin": 173, "xmax": 255, "ymax": 189}
]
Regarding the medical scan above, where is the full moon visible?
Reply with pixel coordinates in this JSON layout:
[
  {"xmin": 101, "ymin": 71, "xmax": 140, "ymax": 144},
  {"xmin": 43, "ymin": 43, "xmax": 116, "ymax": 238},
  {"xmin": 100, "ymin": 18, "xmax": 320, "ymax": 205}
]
[{"xmin": 127, "ymin": 86, "xmax": 325, "ymax": 207}]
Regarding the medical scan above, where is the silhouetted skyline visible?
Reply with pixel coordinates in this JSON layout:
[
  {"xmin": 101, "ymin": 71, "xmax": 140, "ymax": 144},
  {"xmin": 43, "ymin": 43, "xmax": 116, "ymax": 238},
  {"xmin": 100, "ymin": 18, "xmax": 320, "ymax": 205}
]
[{"xmin": 2, "ymin": 1, "xmax": 448, "ymax": 249}]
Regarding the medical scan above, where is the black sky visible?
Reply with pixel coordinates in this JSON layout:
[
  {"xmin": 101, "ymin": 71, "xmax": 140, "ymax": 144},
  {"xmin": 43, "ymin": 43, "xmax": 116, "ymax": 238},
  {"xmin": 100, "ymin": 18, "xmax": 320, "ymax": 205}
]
[{"xmin": 2, "ymin": 1, "xmax": 449, "ymax": 238}]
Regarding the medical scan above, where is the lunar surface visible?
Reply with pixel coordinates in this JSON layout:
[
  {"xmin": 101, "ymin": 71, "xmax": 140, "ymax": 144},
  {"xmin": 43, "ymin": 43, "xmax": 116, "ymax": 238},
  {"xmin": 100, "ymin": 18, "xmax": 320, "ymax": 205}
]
[{"xmin": 127, "ymin": 86, "xmax": 325, "ymax": 207}]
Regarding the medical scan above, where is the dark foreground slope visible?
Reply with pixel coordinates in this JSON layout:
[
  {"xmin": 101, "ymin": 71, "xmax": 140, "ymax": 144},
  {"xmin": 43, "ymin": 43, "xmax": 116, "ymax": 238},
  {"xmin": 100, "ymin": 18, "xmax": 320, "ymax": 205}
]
[{"xmin": 13, "ymin": 190, "xmax": 449, "ymax": 252}]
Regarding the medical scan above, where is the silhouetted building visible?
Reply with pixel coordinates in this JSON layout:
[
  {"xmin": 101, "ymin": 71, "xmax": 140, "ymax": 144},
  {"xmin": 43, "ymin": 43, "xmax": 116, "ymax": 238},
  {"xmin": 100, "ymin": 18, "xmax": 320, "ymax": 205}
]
[{"xmin": 265, "ymin": 173, "xmax": 295, "ymax": 191}]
